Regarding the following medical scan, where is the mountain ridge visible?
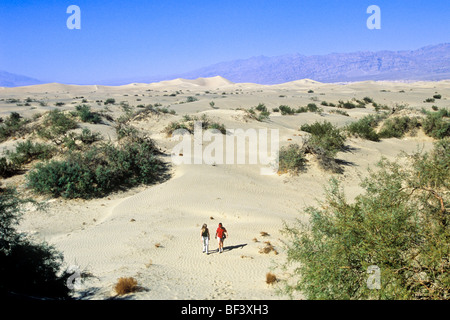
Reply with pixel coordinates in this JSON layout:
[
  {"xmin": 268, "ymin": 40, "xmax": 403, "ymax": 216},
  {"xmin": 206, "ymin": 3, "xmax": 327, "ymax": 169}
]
[{"xmin": 1, "ymin": 43, "xmax": 449, "ymax": 87}]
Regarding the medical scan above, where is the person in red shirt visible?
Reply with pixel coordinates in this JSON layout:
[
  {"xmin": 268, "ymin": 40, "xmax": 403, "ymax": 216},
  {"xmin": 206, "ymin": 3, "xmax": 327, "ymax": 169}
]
[{"xmin": 215, "ymin": 223, "xmax": 228, "ymax": 253}]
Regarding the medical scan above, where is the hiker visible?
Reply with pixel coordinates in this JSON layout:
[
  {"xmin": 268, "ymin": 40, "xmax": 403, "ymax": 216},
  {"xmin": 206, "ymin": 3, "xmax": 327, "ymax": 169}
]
[
  {"xmin": 215, "ymin": 223, "xmax": 228, "ymax": 253},
  {"xmin": 201, "ymin": 224, "xmax": 210, "ymax": 254}
]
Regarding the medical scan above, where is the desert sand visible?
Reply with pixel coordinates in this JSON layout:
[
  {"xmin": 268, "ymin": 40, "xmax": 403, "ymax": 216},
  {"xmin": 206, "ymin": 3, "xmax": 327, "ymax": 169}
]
[{"xmin": 1, "ymin": 76, "xmax": 448, "ymax": 299}]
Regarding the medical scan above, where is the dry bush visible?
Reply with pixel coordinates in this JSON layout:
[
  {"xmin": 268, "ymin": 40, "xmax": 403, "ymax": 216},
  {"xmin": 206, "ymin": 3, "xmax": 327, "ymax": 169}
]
[
  {"xmin": 260, "ymin": 231, "xmax": 270, "ymax": 237},
  {"xmin": 259, "ymin": 241, "xmax": 278, "ymax": 255},
  {"xmin": 266, "ymin": 272, "xmax": 277, "ymax": 285},
  {"xmin": 114, "ymin": 277, "xmax": 138, "ymax": 295}
]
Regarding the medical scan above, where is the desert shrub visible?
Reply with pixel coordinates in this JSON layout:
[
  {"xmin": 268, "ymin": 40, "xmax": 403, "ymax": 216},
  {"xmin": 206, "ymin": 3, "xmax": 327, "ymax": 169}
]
[
  {"xmin": 378, "ymin": 116, "xmax": 420, "ymax": 139},
  {"xmin": 266, "ymin": 272, "xmax": 278, "ymax": 285},
  {"xmin": 306, "ymin": 103, "xmax": 318, "ymax": 112},
  {"xmin": 255, "ymin": 103, "xmax": 267, "ymax": 112},
  {"xmin": 300, "ymin": 121, "xmax": 346, "ymax": 173},
  {"xmin": 104, "ymin": 98, "xmax": 116, "ymax": 105},
  {"xmin": 75, "ymin": 105, "xmax": 102, "ymax": 124},
  {"xmin": 373, "ymin": 103, "xmax": 390, "ymax": 112},
  {"xmin": 329, "ymin": 109, "xmax": 349, "ymax": 117},
  {"xmin": 296, "ymin": 107, "xmax": 308, "ymax": 113},
  {"xmin": 278, "ymin": 144, "xmax": 307, "ymax": 175},
  {"xmin": 272, "ymin": 108, "xmax": 279, "ymax": 113},
  {"xmin": 27, "ymin": 137, "xmax": 167, "ymax": 199},
  {"xmin": 37, "ymin": 109, "xmax": 78, "ymax": 143},
  {"xmin": 300, "ymin": 121, "xmax": 346, "ymax": 157},
  {"xmin": 114, "ymin": 277, "xmax": 138, "ymax": 295},
  {"xmin": 62, "ymin": 128, "xmax": 102, "ymax": 150},
  {"xmin": 0, "ymin": 112, "xmax": 30, "ymax": 142},
  {"xmin": 244, "ymin": 106, "xmax": 270, "ymax": 122},
  {"xmin": 54, "ymin": 102, "xmax": 65, "ymax": 107},
  {"xmin": 422, "ymin": 109, "xmax": 450, "ymax": 139},
  {"xmin": 346, "ymin": 115, "xmax": 381, "ymax": 141},
  {"xmin": 363, "ymin": 97, "xmax": 374, "ymax": 104},
  {"xmin": 337, "ymin": 100, "xmax": 359, "ymax": 109},
  {"xmin": 424, "ymin": 98, "xmax": 435, "ymax": 103},
  {"xmin": 6, "ymin": 140, "xmax": 55, "ymax": 165},
  {"xmin": 279, "ymin": 105, "xmax": 295, "ymax": 115},
  {"xmin": 78, "ymin": 128, "xmax": 102, "ymax": 145},
  {"xmin": 279, "ymin": 140, "xmax": 450, "ymax": 299},
  {"xmin": 433, "ymin": 94, "xmax": 442, "ymax": 99},
  {"xmin": 186, "ymin": 96, "xmax": 198, "ymax": 103},
  {"xmin": 0, "ymin": 186, "xmax": 71, "ymax": 299},
  {"xmin": 164, "ymin": 114, "xmax": 226, "ymax": 136}
]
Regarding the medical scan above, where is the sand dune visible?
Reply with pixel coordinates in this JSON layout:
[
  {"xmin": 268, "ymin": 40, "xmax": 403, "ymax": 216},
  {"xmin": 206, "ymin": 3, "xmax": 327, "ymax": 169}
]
[{"xmin": 3, "ymin": 77, "xmax": 448, "ymax": 299}]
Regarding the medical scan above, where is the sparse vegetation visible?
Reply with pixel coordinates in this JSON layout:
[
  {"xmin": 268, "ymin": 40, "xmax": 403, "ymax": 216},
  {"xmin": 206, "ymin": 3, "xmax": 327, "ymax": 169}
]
[
  {"xmin": 345, "ymin": 115, "xmax": 381, "ymax": 141},
  {"xmin": 104, "ymin": 98, "xmax": 116, "ymax": 105},
  {"xmin": 300, "ymin": 121, "xmax": 346, "ymax": 173},
  {"xmin": 75, "ymin": 104, "xmax": 102, "ymax": 124},
  {"xmin": 27, "ymin": 136, "xmax": 167, "ymax": 199},
  {"xmin": 278, "ymin": 144, "xmax": 307, "ymax": 175},
  {"xmin": 6, "ymin": 140, "xmax": 56, "ymax": 166},
  {"xmin": 0, "ymin": 112, "xmax": 31, "ymax": 142},
  {"xmin": 37, "ymin": 109, "xmax": 78, "ymax": 144},
  {"xmin": 422, "ymin": 109, "xmax": 450, "ymax": 139},
  {"xmin": 186, "ymin": 96, "xmax": 198, "ymax": 103},
  {"xmin": 164, "ymin": 114, "xmax": 226, "ymax": 136},
  {"xmin": 378, "ymin": 116, "xmax": 420, "ymax": 139},
  {"xmin": 278, "ymin": 105, "xmax": 296, "ymax": 115}
]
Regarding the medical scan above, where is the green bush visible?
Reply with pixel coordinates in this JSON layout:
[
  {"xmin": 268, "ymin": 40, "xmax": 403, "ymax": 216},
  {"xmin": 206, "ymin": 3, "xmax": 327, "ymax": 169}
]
[
  {"xmin": 75, "ymin": 105, "xmax": 102, "ymax": 124},
  {"xmin": 0, "ymin": 112, "xmax": 30, "ymax": 142},
  {"xmin": 346, "ymin": 115, "xmax": 381, "ymax": 141},
  {"xmin": 6, "ymin": 140, "xmax": 55, "ymax": 165},
  {"xmin": 104, "ymin": 98, "xmax": 116, "ymax": 105},
  {"xmin": 279, "ymin": 105, "xmax": 295, "ymax": 115},
  {"xmin": 422, "ymin": 109, "xmax": 450, "ymax": 139},
  {"xmin": 378, "ymin": 116, "xmax": 420, "ymax": 139},
  {"xmin": 337, "ymin": 100, "xmax": 359, "ymax": 109},
  {"xmin": 300, "ymin": 121, "xmax": 346, "ymax": 158},
  {"xmin": 255, "ymin": 103, "xmax": 267, "ymax": 112},
  {"xmin": 186, "ymin": 96, "xmax": 198, "ymax": 103},
  {"xmin": 279, "ymin": 139, "xmax": 450, "ymax": 299},
  {"xmin": 306, "ymin": 103, "xmax": 318, "ymax": 112},
  {"xmin": 300, "ymin": 121, "xmax": 346, "ymax": 173},
  {"xmin": 0, "ymin": 186, "xmax": 71, "ymax": 299},
  {"xmin": 164, "ymin": 114, "xmax": 226, "ymax": 136},
  {"xmin": 37, "ymin": 109, "xmax": 78, "ymax": 143},
  {"xmin": 278, "ymin": 144, "xmax": 307, "ymax": 175},
  {"xmin": 26, "ymin": 137, "xmax": 167, "ymax": 199}
]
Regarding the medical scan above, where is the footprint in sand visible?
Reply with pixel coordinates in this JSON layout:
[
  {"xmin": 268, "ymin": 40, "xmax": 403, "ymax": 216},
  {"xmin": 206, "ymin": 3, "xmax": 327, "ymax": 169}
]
[{"xmin": 211, "ymin": 280, "xmax": 235, "ymax": 299}]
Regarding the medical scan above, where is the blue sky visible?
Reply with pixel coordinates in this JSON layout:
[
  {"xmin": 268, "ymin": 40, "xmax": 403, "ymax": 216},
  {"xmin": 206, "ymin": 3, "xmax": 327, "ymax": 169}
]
[{"xmin": 0, "ymin": 0, "xmax": 449, "ymax": 84}]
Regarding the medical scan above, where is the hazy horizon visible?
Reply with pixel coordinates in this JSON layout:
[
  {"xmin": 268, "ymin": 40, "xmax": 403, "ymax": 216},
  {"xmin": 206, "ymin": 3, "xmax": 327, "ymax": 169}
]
[{"xmin": 1, "ymin": 0, "xmax": 449, "ymax": 85}]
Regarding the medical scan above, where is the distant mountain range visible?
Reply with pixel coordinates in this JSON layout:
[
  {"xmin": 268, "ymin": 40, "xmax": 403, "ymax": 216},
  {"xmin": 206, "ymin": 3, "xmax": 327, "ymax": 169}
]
[
  {"xmin": 1, "ymin": 43, "xmax": 449, "ymax": 87},
  {"xmin": 177, "ymin": 43, "xmax": 450, "ymax": 84},
  {"xmin": 0, "ymin": 70, "xmax": 43, "ymax": 87}
]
